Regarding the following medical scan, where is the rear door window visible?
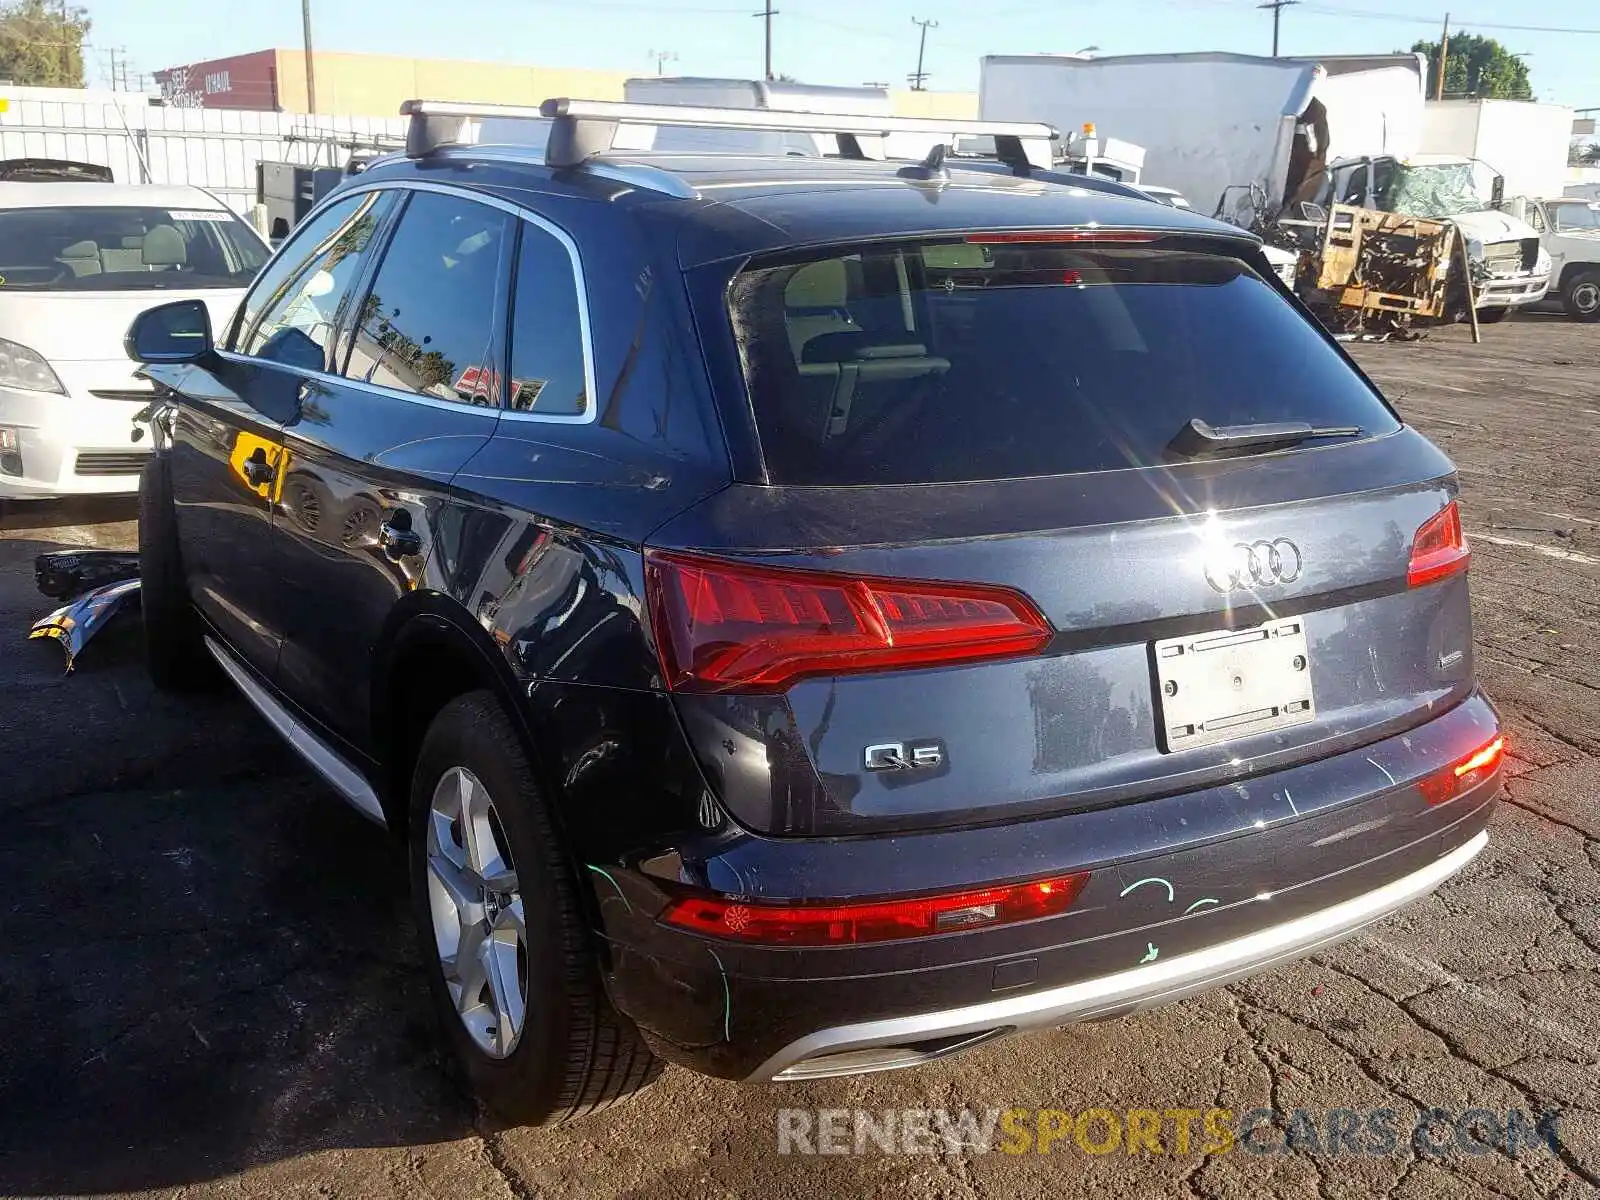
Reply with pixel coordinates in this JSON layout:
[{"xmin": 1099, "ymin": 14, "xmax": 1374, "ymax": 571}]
[
  {"xmin": 342, "ymin": 190, "xmax": 513, "ymax": 406},
  {"xmin": 725, "ymin": 237, "xmax": 1401, "ymax": 485}
]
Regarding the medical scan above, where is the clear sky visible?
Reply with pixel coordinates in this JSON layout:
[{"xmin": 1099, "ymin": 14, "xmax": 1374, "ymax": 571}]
[{"xmin": 85, "ymin": 0, "xmax": 1600, "ymax": 110}]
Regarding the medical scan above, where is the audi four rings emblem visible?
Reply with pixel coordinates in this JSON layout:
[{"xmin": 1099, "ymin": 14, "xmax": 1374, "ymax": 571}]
[{"xmin": 1204, "ymin": 539, "xmax": 1303, "ymax": 592}]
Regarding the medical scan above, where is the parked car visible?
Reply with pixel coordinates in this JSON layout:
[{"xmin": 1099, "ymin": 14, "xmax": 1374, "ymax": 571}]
[
  {"xmin": 0, "ymin": 157, "xmax": 115, "ymax": 183},
  {"xmin": 0, "ymin": 182, "xmax": 268, "ymax": 499},
  {"xmin": 129, "ymin": 98, "xmax": 1501, "ymax": 1126},
  {"xmin": 1519, "ymin": 196, "xmax": 1600, "ymax": 321}
]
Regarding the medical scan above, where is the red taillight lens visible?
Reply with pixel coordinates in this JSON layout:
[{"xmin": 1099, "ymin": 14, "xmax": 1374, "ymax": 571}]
[
  {"xmin": 645, "ymin": 552, "xmax": 1051, "ymax": 693},
  {"xmin": 965, "ymin": 230, "xmax": 1159, "ymax": 244},
  {"xmin": 1420, "ymin": 734, "xmax": 1505, "ymax": 805},
  {"xmin": 1408, "ymin": 500, "xmax": 1470, "ymax": 588},
  {"xmin": 660, "ymin": 873, "xmax": 1090, "ymax": 945}
]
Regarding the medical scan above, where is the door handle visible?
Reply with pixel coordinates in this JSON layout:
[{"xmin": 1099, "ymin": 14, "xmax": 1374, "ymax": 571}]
[
  {"xmin": 378, "ymin": 517, "xmax": 423, "ymax": 561},
  {"xmin": 242, "ymin": 451, "xmax": 276, "ymax": 488}
]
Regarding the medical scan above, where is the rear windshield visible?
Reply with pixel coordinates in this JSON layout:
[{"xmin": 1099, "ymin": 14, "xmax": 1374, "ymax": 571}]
[
  {"xmin": 726, "ymin": 238, "xmax": 1401, "ymax": 485},
  {"xmin": 0, "ymin": 205, "xmax": 269, "ymax": 291}
]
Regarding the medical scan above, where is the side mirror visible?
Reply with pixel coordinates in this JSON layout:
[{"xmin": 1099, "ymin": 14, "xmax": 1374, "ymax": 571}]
[
  {"xmin": 1492, "ymin": 174, "xmax": 1506, "ymax": 209},
  {"xmin": 270, "ymin": 216, "xmax": 290, "ymax": 240},
  {"xmin": 1301, "ymin": 202, "xmax": 1328, "ymax": 223},
  {"xmin": 125, "ymin": 299, "xmax": 214, "ymax": 365}
]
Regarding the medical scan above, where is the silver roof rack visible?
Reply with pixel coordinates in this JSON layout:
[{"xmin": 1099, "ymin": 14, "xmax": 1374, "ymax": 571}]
[{"xmin": 399, "ymin": 97, "xmax": 1059, "ymax": 173}]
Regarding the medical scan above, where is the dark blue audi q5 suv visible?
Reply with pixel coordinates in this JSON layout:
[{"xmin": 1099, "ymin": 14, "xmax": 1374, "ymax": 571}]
[{"xmin": 126, "ymin": 99, "xmax": 1501, "ymax": 1124}]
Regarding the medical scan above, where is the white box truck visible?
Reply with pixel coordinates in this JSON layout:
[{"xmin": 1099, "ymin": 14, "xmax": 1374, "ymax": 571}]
[
  {"xmin": 1422, "ymin": 100, "xmax": 1573, "ymax": 202},
  {"xmin": 979, "ymin": 52, "xmax": 1427, "ymax": 221}
]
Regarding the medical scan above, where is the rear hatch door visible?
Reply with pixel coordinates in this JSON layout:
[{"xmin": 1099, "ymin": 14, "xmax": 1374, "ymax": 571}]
[{"xmin": 654, "ymin": 232, "xmax": 1473, "ymax": 836}]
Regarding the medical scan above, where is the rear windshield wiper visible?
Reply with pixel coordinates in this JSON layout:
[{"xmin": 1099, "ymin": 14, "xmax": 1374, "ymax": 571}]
[{"xmin": 1168, "ymin": 417, "xmax": 1362, "ymax": 459}]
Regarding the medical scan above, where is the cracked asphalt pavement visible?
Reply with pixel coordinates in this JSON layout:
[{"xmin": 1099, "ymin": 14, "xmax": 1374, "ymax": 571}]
[{"xmin": 0, "ymin": 317, "xmax": 1596, "ymax": 1199}]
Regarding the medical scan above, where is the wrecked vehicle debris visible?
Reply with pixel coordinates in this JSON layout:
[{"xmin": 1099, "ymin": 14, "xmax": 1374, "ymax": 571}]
[
  {"xmin": 29, "ymin": 576, "xmax": 141, "ymax": 670},
  {"xmin": 1304, "ymin": 205, "xmax": 1457, "ymax": 334},
  {"xmin": 34, "ymin": 549, "xmax": 141, "ymax": 601}
]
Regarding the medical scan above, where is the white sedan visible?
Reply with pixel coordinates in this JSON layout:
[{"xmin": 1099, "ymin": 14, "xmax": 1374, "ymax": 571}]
[{"xmin": 0, "ymin": 182, "xmax": 269, "ymax": 499}]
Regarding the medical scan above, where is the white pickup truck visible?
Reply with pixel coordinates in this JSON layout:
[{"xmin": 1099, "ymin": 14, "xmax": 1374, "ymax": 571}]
[{"xmin": 1518, "ymin": 196, "xmax": 1600, "ymax": 321}]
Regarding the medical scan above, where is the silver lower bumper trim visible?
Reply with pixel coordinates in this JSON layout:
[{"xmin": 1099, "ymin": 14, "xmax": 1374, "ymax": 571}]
[{"xmin": 751, "ymin": 830, "xmax": 1488, "ymax": 1082}]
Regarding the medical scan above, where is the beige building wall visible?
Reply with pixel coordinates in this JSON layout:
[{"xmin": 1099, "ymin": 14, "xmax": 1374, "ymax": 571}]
[
  {"xmin": 273, "ymin": 50, "xmax": 629, "ymax": 117},
  {"xmin": 266, "ymin": 50, "xmax": 977, "ymax": 122}
]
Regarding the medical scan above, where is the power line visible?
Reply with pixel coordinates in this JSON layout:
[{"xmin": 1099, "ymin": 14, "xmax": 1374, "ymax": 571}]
[
  {"xmin": 909, "ymin": 16, "xmax": 938, "ymax": 91},
  {"xmin": 1296, "ymin": 3, "xmax": 1600, "ymax": 34}
]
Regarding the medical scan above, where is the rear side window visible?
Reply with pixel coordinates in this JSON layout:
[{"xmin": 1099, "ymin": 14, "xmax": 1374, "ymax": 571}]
[
  {"xmin": 240, "ymin": 191, "xmax": 393, "ymax": 370},
  {"xmin": 506, "ymin": 222, "xmax": 589, "ymax": 416},
  {"xmin": 726, "ymin": 238, "xmax": 1400, "ymax": 485},
  {"xmin": 344, "ymin": 191, "xmax": 512, "ymax": 406}
]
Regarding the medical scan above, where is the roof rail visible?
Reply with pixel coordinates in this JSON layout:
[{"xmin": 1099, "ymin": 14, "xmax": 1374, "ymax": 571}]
[{"xmin": 398, "ymin": 97, "xmax": 1059, "ymax": 173}]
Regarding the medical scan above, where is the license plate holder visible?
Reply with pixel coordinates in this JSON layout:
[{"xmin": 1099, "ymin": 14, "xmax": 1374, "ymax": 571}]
[{"xmin": 1154, "ymin": 616, "xmax": 1316, "ymax": 752}]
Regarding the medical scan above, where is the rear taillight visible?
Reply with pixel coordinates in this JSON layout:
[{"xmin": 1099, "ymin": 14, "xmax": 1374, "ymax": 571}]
[
  {"xmin": 1419, "ymin": 734, "xmax": 1505, "ymax": 805},
  {"xmin": 660, "ymin": 873, "xmax": 1090, "ymax": 945},
  {"xmin": 645, "ymin": 552, "xmax": 1051, "ymax": 693},
  {"xmin": 1408, "ymin": 500, "xmax": 1470, "ymax": 587}
]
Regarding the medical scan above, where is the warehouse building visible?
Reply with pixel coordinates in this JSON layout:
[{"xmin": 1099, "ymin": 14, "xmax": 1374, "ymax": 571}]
[{"xmin": 154, "ymin": 49, "xmax": 977, "ymax": 121}]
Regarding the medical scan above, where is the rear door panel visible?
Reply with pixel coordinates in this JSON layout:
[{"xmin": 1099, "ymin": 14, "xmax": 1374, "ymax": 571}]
[{"xmin": 268, "ymin": 185, "xmax": 515, "ymax": 755}]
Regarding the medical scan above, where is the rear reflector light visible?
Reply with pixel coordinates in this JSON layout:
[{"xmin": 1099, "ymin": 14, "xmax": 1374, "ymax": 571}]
[
  {"xmin": 1408, "ymin": 500, "xmax": 1470, "ymax": 587},
  {"xmin": 645, "ymin": 552, "xmax": 1051, "ymax": 693},
  {"xmin": 1419, "ymin": 734, "xmax": 1504, "ymax": 805},
  {"xmin": 965, "ymin": 230, "xmax": 1159, "ymax": 244},
  {"xmin": 660, "ymin": 874, "xmax": 1090, "ymax": 945}
]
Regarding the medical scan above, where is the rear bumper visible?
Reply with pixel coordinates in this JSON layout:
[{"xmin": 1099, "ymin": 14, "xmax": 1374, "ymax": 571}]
[
  {"xmin": 751, "ymin": 829, "xmax": 1485, "ymax": 1081},
  {"xmin": 597, "ymin": 691, "xmax": 1501, "ymax": 1081}
]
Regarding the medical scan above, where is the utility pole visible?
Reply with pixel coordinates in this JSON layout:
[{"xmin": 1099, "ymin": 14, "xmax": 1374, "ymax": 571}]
[
  {"xmin": 753, "ymin": 0, "xmax": 777, "ymax": 82},
  {"xmin": 1436, "ymin": 12, "xmax": 1450, "ymax": 100},
  {"xmin": 909, "ymin": 17, "xmax": 938, "ymax": 91},
  {"xmin": 301, "ymin": 0, "xmax": 318, "ymax": 113},
  {"xmin": 649, "ymin": 49, "xmax": 678, "ymax": 76},
  {"xmin": 1256, "ymin": 0, "xmax": 1298, "ymax": 58},
  {"xmin": 59, "ymin": 0, "xmax": 70, "ymax": 83}
]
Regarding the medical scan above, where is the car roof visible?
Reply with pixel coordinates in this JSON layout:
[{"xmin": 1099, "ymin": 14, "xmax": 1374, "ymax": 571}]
[
  {"xmin": 388, "ymin": 146, "xmax": 1255, "ymax": 269},
  {"xmin": 0, "ymin": 182, "xmax": 231, "ymax": 210}
]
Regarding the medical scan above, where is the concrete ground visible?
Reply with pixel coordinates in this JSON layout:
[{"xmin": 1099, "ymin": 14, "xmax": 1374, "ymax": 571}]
[{"xmin": 0, "ymin": 317, "xmax": 1596, "ymax": 1199}]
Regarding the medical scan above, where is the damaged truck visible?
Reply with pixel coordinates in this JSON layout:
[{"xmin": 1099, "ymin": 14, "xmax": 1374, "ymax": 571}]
[
  {"xmin": 1315, "ymin": 153, "xmax": 1549, "ymax": 324},
  {"xmin": 979, "ymin": 50, "xmax": 1547, "ymax": 332}
]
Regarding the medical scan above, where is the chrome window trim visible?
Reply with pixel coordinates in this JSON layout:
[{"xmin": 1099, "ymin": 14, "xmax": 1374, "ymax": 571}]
[{"xmin": 229, "ymin": 177, "xmax": 601, "ymax": 427}]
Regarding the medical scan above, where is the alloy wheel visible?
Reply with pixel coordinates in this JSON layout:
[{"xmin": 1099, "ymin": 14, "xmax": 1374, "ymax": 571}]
[{"xmin": 425, "ymin": 766, "xmax": 529, "ymax": 1058}]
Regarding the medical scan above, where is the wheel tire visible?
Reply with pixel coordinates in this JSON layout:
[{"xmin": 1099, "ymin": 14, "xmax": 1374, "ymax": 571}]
[
  {"xmin": 137, "ymin": 454, "xmax": 214, "ymax": 691},
  {"xmin": 408, "ymin": 691, "xmax": 659, "ymax": 1126},
  {"xmin": 1563, "ymin": 273, "xmax": 1600, "ymax": 322},
  {"xmin": 1474, "ymin": 306, "xmax": 1512, "ymax": 324}
]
